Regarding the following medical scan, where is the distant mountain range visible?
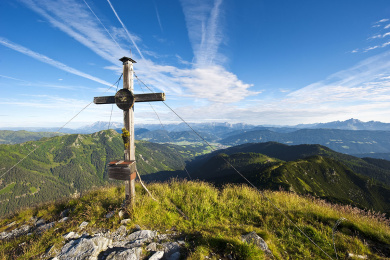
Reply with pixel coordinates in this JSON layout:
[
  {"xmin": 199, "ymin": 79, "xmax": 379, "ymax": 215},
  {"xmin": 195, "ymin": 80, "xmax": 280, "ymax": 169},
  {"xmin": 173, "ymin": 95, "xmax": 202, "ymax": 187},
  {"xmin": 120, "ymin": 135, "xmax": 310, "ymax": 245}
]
[
  {"xmin": 2, "ymin": 118, "xmax": 389, "ymax": 134},
  {"xmin": 1, "ymin": 119, "xmax": 389, "ymax": 158}
]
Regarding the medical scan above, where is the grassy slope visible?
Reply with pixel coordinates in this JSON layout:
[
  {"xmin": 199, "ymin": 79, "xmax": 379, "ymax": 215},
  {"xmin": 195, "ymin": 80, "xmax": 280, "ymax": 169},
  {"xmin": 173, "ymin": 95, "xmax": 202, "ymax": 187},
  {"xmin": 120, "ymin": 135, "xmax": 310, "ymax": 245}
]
[
  {"xmin": 191, "ymin": 142, "xmax": 390, "ymax": 186},
  {"xmin": 191, "ymin": 151, "xmax": 390, "ymax": 215},
  {"xmin": 0, "ymin": 180, "xmax": 389, "ymax": 259}
]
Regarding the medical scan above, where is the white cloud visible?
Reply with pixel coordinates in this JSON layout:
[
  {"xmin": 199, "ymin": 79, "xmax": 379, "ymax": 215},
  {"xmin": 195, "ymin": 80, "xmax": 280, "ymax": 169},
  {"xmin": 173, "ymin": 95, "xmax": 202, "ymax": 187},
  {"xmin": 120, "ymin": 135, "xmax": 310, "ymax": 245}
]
[
  {"xmin": 154, "ymin": 1, "xmax": 164, "ymax": 33},
  {"xmin": 106, "ymin": 0, "xmax": 144, "ymax": 60},
  {"xmin": 20, "ymin": 0, "xmax": 129, "ymax": 64},
  {"xmin": 385, "ymin": 24, "xmax": 390, "ymax": 29},
  {"xmin": 377, "ymin": 19, "xmax": 389, "ymax": 23},
  {"xmin": 180, "ymin": 0, "xmax": 225, "ymax": 67}
]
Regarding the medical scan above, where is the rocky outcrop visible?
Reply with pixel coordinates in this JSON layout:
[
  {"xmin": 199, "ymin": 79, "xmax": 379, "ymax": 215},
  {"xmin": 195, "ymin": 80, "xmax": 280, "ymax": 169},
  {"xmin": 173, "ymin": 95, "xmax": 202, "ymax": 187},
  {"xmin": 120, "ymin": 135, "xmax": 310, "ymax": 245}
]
[
  {"xmin": 54, "ymin": 236, "xmax": 112, "ymax": 260},
  {"xmin": 49, "ymin": 222, "xmax": 182, "ymax": 260},
  {"xmin": 0, "ymin": 224, "xmax": 30, "ymax": 240}
]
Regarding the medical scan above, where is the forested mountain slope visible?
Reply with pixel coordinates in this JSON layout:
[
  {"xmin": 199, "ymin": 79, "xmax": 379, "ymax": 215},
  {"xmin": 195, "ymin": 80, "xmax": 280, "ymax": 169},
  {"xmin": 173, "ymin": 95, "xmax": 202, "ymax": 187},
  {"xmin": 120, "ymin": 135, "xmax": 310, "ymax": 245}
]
[
  {"xmin": 0, "ymin": 130, "xmax": 193, "ymax": 216},
  {"xmin": 189, "ymin": 143, "xmax": 390, "ymax": 215}
]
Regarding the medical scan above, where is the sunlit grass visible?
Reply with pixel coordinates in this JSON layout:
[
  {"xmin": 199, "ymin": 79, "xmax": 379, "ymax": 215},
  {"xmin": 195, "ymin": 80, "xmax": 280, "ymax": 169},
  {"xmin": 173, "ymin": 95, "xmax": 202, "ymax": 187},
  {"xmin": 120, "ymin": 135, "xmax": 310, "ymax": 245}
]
[{"xmin": 0, "ymin": 180, "xmax": 389, "ymax": 259}]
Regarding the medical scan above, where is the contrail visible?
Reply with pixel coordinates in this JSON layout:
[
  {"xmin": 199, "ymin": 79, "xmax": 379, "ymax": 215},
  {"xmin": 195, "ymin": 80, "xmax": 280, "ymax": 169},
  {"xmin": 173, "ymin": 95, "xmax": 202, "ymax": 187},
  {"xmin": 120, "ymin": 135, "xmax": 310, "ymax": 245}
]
[
  {"xmin": 154, "ymin": 1, "xmax": 164, "ymax": 33},
  {"xmin": 0, "ymin": 37, "xmax": 112, "ymax": 86},
  {"xmin": 106, "ymin": 0, "xmax": 144, "ymax": 60},
  {"xmin": 82, "ymin": 0, "xmax": 123, "ymax": 52}
]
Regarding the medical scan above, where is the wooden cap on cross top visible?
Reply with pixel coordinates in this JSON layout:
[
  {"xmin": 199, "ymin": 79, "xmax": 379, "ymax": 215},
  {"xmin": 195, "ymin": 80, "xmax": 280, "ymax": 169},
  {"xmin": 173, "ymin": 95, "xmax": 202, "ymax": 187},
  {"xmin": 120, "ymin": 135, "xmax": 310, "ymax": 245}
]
[{"xmin": 120, "ymin": 56, "xmax": 137, "ymax": 64}]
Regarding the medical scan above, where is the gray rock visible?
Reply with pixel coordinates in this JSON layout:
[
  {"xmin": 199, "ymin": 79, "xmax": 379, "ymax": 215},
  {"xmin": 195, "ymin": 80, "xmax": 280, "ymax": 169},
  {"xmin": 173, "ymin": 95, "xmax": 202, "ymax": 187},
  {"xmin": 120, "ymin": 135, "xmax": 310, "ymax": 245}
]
[
  {"xmin": 0, "ymin": 224, "xmax": 30, "ymax": 240},
  {"xmin": 241, "ymin": 231, "xmax": 272, "ymax": 255},
  {"xmin": 149, "ymin": 251, "xmax": 164, "ymax": 260},
  {"xmin": 157, "ymin": 234, "xmax": 169, "ymax": 242},
  {"xmin": 110, "ymin": 225, "xmax": 128, "ymax": 241},
  {"xmin": 166, "ymin": 252, "xmax": 180, "ymax": 260},
  {"xmin": 146, "ymin": 242, "xmax": 160, "ymax": 251},
  {"xmin": 6, "ymin": 221, "xmax": 16, "ymax": 228},
  {"xmin": 58, "ymin": 217, "xmax": 68, "ymax": 223},
  {"xmin": 35, "ymin": 219, "xmax": 46, "ymax": 228},
  {"xmin": 55, "ymin": 236, "xmax": 112, "ymax": 260},
  {"xmin": 79, "ymin": 221, "xmax": 89, "ymax": 229},
  {"xmin": 35, "ymin": 222, "xmax": 55, "ymax": 234},
  {"xmin": 118, "ymin": 210, "xmax": 125, "ymax": 219},
  {"xmin": 162, "ymin": 242, "xmax": 180, "ymax": 259},
  {"xmin": 105, "ymin": 247, "xmax": 142, "ymax": 260},
  {"xmin": 63, "ymin": 231, "xmax": 81, "ymax": 240},
  {"xmin": 127, "ymin": 230, "xmax": 157, "ymax": 243}
]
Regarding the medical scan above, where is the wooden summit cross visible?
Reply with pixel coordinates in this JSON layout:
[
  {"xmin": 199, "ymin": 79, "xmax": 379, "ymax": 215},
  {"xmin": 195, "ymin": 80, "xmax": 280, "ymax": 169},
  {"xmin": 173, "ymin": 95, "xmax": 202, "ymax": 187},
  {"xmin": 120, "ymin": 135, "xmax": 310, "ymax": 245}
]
[{"xmin": 93, "ymin": 56, "xmax": 165, "ymax": 207}]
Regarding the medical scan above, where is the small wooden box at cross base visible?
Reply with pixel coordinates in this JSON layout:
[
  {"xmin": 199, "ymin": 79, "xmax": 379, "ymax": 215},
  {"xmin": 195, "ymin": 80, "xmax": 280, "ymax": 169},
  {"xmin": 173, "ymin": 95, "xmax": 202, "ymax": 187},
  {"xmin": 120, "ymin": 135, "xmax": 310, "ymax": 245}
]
[{"xmin": 108, "ymin": 160, "xmax": 137, "ymax": 181}]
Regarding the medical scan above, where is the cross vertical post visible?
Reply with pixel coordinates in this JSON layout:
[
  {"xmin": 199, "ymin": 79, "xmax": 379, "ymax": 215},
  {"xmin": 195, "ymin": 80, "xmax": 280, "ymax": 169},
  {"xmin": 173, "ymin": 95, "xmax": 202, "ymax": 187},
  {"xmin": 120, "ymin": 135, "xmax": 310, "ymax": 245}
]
[
  {"xmin": 93, "ymin": 56, "xmax": 165, "ymax": 208},
  {"xmin": 121, "ymin": 57, "xmax": 136, "ymax": 207}
]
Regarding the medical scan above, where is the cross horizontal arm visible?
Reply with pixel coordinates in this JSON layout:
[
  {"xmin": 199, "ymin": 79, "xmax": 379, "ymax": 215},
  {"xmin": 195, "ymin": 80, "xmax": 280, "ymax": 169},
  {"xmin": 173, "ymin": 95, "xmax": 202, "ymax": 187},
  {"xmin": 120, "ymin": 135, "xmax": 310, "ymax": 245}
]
[
  {"xmin": 134, "ymin": 93, "xmax": 165, "ymax": 102},
  {"xmin": 93, "ymin": 93, "xmax": 165, "ymax": 105},
  {"xmin": 94, "ymin": 96, "xmax": 115, "ymax": 104}
]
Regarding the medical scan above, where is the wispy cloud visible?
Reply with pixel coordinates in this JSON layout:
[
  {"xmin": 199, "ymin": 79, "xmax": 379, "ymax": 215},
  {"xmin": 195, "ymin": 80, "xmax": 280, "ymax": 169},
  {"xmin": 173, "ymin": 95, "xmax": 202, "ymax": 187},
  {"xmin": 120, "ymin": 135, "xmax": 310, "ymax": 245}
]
[
  {"xmin": 154, "ymin": 1, "xmax": 164, "ymax": 33},
  {"xmin": 82, "ymin": 0, "xmax": 123, "ymax": 52},
  {"xmin": 377, "ymin": 18, "xmax": 389, "ymax": 23},
  {"xmin": 0, "ymin": 74, "xmax": 27, "ymax": 82},
  {"xmin": 106, "ymin": 0, "xmax": 144, "ymax": 60},
  {"xmin": 0, "ymin": 37, "xmax": 112, "ymax": 86},
  {"xmin": 17, "ymin": 0, "xmax": 255, "ymax": 105},
  {"xmin": 20, "ymin": 0, "xmax": 128, "ymax": 64},
  {"xmin": 156, "ymin": 50, "xmax": 390, "ymax": 125},
  {"xmin": 180, "ymin": 0, "xmax": 224, "ymax": 67}
]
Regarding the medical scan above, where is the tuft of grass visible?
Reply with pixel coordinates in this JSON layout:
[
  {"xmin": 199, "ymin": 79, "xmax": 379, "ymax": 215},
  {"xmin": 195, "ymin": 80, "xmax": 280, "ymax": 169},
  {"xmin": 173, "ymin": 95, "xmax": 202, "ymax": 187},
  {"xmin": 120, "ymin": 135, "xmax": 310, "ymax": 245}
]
[{"xmin": 0, "ymin": 180, "xmax": 389, "ymax": 259}]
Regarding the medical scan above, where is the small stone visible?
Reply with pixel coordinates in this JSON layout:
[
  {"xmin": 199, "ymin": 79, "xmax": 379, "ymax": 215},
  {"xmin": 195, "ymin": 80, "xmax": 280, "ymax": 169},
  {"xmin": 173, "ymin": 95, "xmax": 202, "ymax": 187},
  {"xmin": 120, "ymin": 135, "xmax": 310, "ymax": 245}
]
[
  {"xmin": 79, "ymin": 222, "xmax": 89, "ymax": 229},
  {"xmin": 58, "ymin": 217, "xmax": 68, "ymax": 223},
  {"xmin": 105, "ymin": 211, "xmax": 115, "ymax": 219},
  {"xmin": 63, "ymin": 232, "xmax": 81, "ymax": 240},
  {"xmin": 149, "ymin": 251, "xmax": 164, "ymax": 260},
  {"xmin": 118, "ymin": 210, "xmax": 125, "ymax": 219},
  {"xmin": 6, "ymin": 221, "xmax": 16, "ymax": 228},
  {"xmin": 121, "ymin": 219, "xmax": 131, "ymax": 225}
]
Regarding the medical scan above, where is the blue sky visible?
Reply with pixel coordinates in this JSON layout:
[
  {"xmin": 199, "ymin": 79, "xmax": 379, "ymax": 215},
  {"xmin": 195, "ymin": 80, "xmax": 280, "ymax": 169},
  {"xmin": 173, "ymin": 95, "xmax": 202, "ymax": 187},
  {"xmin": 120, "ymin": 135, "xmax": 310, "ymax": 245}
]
[{"xmin": 1, "ymin": 0, "xmax": 390, "ymax": 128}]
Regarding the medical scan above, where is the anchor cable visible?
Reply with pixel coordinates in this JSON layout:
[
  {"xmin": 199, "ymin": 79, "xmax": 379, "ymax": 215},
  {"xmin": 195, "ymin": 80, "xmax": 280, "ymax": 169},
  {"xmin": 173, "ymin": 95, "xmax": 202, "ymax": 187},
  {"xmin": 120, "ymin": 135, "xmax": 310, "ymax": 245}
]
[
  {"xmin": 133, "ymin": 72, "xmax": 334, "ymax": 260},
  {"xmin": 0, "ymin": 74, "xmax": 123, "ymax": 181},
  {"xmin": 135, "ymin": 78, "xmax": 192, "ymax": 179}
]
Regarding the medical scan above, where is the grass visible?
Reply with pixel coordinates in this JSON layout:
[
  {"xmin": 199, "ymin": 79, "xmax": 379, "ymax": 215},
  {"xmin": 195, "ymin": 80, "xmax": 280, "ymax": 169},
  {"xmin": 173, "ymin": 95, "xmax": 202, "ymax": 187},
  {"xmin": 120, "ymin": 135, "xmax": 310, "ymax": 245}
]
[
  {"xmin": 0, "ymin": 180, "xmax": 389, "ymax": 259},
  {"xmin": 0, "ymin": 183, "xmax": 15, "ymax": 195}
]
